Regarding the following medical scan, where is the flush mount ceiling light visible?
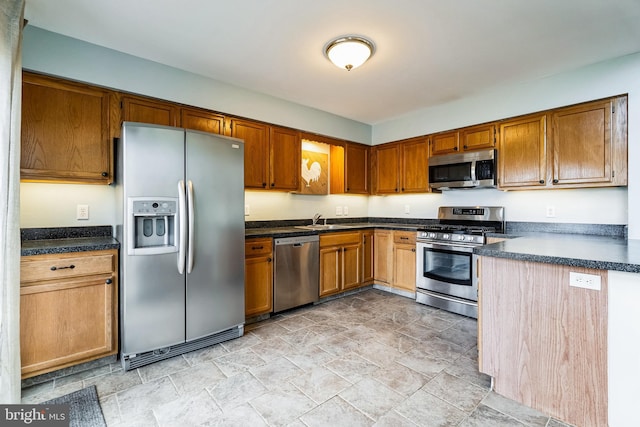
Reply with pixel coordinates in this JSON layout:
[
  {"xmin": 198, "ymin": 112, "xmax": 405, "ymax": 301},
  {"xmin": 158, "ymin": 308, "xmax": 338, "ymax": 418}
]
[{"xmin": 324, "ymin": 36, "xmax": 375, "ymax": 71}]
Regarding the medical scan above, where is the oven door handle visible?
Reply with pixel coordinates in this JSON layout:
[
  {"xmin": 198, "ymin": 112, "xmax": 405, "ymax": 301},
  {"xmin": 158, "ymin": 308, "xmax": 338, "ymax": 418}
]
[{"xmin": 417, "ymin": 242, "xmax": 475, "ymax": 253}]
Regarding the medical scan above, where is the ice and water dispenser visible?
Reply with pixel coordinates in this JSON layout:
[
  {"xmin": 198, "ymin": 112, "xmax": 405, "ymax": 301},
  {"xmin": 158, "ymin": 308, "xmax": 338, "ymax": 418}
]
[{"xmin": 127, "ymin": 197, "xmax": 179, "ymax": 255}]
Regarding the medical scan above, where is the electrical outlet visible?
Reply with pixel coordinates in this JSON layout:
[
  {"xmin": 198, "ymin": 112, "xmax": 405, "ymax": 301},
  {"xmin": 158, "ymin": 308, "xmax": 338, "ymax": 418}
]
[
  {"xmin": 343, "ymin": 206, "xmax": 349, "ymax": 216},
  {"xmin": 76, "ymin": 204, "xmax": 89, "ymax": 220},
  {"xmin": 244, "ymin": 204, "xmax": 250, "ymax": 216},
  {"xmin": 569, "ymin": 272, "xmax": 601, "ymax": 291},
  {"xmin": 546, "ymin": 206, "xmax": 556, "ymax": 217},
  {"xmin": 335, "ymin": 206, "xmax": 343, "ymax": 216},
  {"xmin": 404, "ymin": 204, "xmax": 411, "ymax": 214}
]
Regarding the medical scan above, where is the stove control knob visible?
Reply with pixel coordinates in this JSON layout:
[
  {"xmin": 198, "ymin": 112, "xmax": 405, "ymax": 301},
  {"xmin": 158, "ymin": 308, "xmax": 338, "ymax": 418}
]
[
  {"xmin": 456, "ymin": 235, "xmax": 464, "ymax": 241},
  {"xmin": 429, "ymin": 232, "xmax": 437, "ymax": 239},
  {"xmin": 467, "ymin": 236, "xmax": 476, "ymax": 242},
  {"xmin": 442, "ymin": 234, "xmax": 449, "ymax": 240}
]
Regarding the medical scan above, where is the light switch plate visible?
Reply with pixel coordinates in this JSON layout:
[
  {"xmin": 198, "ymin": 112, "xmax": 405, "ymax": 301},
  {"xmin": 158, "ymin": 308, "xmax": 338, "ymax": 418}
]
[{"xmin": 335, "ymin": 206, "xmax": 343, "ymax": 216}]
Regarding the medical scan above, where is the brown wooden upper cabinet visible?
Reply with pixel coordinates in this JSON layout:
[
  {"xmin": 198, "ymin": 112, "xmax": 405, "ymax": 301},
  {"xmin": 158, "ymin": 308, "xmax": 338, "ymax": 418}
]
[
  {"xmin": 499, "ymin": 95, "xmax": 627, "ymax": 190},
  {"xmin": 230, "ymin": 118, "xmax": 300, "ymax": 191},
  {"xmin": 180, "ymin": 107, "xmax": 225, "ymax": 134},
  {"xmin": 551, "ymin": 96, "xmax": 627, "ymax": 187},
  {"xmin": 21, "ymin": 72, "xmax": 116, "ymax": 184},
  {"xmin": 401, "ymin": 136, "xmax": 429, "ymax": 193},
  {"xmin": 373, "ymin": 136, "xmax": 429, "ymax": 194},
  {"xmin": 429, "ymin": 131, "xmax": 459, "ymax": 156},
  {"xmin": 269, "ymin": 126, "xmax": 301, "ymax": 191},
  {"xmin": 121, "ymin": 95, "xmax": 178, "ymax": 127},
  {"xmin": 344, "ymin": 143, "xmax": 370, "ymax": 194},
  {"xmin": 498, "ymin": 113, "xmax": 548, "ymax": 189},
  {"xmin": 328, "ymin": 139, "xmax": 370, "ymax": 195},
  {"xmin": 430, "ymin": 124, "xmax": 496, "ymax": 156},
  {"xmin": 461, "ymin": 123, "xmax": 496, "ymax": 151},
  {"xmin": 373, "ymin": 143, "xmax": 401, "ymax": 194}
]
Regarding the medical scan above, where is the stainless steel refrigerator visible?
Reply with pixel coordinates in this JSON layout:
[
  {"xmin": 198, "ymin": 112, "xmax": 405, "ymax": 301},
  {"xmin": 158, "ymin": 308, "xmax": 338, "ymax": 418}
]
[{"xmin": 116, "ymin": 122, "xmax": 245, "ymax": 370}]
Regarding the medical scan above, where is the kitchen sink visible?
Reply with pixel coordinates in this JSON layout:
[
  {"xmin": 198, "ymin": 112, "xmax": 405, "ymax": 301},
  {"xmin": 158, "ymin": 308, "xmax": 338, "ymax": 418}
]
[{"xmin": 294, "ymin": 224, "xmax": 351, "ymax": 231}]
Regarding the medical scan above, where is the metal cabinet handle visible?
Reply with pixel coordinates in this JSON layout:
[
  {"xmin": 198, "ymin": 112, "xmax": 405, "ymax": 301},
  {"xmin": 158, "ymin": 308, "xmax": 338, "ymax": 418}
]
[
  {"xmin": 101, "ymin": 172, "xmax": 108, "ymax": 177},
  {"xmin": 400, "ymin": 237, "xmax": 409, "ymax": 240},
  {"xmin": 412, "ymin": 248, "xmax": 416, "ymax": 252},
  {"xmin": 252, "ymin": 245, "xmax": 264, "ymax": 250},
  {"xmin": 50, "ymin": 265, "xmax": 75, "ymax": 271},
  {"xmin": 105, "ymin": 278, "xmax": 113, "ymax": 285},
  {"xmin": 539, "ymin": 180, "xmax": 545, "ymax": 184},
  {"xmin": 267, "ymin": 257, "xmax": 272, "ymax": 262},
  {"xmin": 552, "ymin": 179, "xmax": 559, "ymax": 184}
]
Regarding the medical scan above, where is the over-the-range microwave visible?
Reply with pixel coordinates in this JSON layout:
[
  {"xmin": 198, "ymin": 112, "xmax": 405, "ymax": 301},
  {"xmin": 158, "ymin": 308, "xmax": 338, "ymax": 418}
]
[{"xmin": 428, "ymin": 149, "xmax": 496, "ymax": 190}]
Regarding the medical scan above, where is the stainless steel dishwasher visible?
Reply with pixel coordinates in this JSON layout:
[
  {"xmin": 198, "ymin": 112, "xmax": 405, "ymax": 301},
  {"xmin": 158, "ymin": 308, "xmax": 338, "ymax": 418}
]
[{"xmin": 273, "ymin": 235, "xmax": 319, "ymax": 312}]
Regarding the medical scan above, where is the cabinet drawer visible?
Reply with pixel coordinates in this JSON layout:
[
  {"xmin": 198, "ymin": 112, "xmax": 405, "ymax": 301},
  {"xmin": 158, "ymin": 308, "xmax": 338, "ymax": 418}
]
[
  {"xmin": 245, "ymin": 238, "xmax": 273, "ymax": 257},
  {"xmin": 320, "ymin": 231, "xmax": 361, "ymax": 247},
  {"xmin": 21, "ymin": 251, "xmax": 116, "ymax": 284},
  {"xmin": 394, "ymin": 231, "xmax": 416, "ymax": 245}
]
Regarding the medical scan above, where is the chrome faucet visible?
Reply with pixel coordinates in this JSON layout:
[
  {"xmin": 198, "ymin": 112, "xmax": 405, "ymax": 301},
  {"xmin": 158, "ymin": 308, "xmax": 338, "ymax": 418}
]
[{"xmin": 312, "ymin": 213, "xmax": 323, "ymax": 225}]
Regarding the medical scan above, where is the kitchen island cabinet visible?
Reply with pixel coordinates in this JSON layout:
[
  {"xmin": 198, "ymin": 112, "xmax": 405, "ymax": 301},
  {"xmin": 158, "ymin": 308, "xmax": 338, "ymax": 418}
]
[
  {"xmin": 244, "ymin": 237, "xmax": 273, "ymax": 317},
  {"xmin": 20, "ymin": 249, "xmax": 118, "ymax": 379},
  {"xmin": 475, "ymin": 235, "xmax": 640, "ymax": 427},
  {"xmin": 478, "ymin": 255, "xmax": 607, "ymax": 427}
]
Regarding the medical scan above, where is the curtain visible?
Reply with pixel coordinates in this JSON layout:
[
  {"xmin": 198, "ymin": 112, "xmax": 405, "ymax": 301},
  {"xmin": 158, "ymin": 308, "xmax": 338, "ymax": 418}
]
[{"xmin": 0, "ymin": 0, "xmax": 24, "ymax": 404}]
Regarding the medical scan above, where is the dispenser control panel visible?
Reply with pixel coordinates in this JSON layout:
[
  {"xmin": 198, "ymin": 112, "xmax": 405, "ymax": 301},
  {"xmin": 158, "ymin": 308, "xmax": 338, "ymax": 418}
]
[{"xmin": 132, "ymin": 200, "xmax": 176, "ymax": 215}]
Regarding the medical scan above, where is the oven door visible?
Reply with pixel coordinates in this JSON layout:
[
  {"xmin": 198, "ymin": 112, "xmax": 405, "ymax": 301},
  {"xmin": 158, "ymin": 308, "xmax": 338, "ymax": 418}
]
[{"xmin": 416, "ymin": 241, "xmax": 477, "ymax": 301}]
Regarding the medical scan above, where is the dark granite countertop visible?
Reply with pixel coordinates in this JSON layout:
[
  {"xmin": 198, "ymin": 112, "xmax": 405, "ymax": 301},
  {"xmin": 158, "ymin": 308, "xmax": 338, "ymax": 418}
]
[
  {"xmin": 475, "ymin": 234, "xmax": 640, "ymax": 273},
  {"xmin": 21, "ymin": 226, "xmax": 120, "ymax": 256},
  {"xmin": 245, "ymin": 221, "xmax": 422, "ymax": 239}
]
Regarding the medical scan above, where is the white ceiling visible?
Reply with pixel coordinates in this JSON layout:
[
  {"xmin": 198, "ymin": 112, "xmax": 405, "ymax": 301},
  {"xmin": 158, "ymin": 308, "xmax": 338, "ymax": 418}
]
[{"xmin": 24, "ymin": 0, "xmax": 640, "ymax": 125}]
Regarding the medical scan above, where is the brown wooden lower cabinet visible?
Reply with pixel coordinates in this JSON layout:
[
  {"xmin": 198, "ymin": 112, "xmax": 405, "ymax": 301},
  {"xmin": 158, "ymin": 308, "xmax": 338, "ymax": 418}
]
[
  {"xmin": 373, "ymin": 230, "xmax": 393, "ymax": 285},
  {"xmin": 361, "ymin": 230, "xmax": 374, "ymax": 285},
  {"xmin": 319, "ymin": 232, "xmax": 363, "ymax": 297},
  {"xmin": 392, "ymin": 231, "xmax": 416, "ymax": 292},
  {"xmin": 244, "ymin": 237, "xmax": 273, "ymax": 317},
  {"xmin": 20, "ymin": 249, "xmax": 118, "ymax": 379},
  {"xmin": 479, "ymin": 256, "xmax": 607, "ymax": 427}
]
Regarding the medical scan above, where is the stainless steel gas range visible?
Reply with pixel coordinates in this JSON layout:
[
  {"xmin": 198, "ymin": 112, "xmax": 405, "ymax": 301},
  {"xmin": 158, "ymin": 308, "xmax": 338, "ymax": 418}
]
[{"xmin": 415, "ymin": 206, "xmax": 505, "ymax": 318}]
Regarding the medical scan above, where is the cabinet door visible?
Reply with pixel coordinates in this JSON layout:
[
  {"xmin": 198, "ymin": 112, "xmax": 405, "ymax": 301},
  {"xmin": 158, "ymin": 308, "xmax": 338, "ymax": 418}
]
[
  {"xmin": 181, "ymin": 107, "xmax": 225, "ymax": 134},
  {"xmin": 430, "ymin": 131, "xmax": 459, "ymax": 156},
  {"xmin": 551, "ymin": 99, "xmax": 615, "ymax": 186},
  {"xmin": 401, "ymin": 137, "xmax": 429, "ymax": 193},
  {"xmin": 362, "ymin": 231, "xmax": 374, "ymax": 285},
  {"xmin": 461, "ymin": 124, "xmax": 496, "ymax": 151},
  {"xmin": 121, "ymin": 96, "xmax": 178, "ymax": 126},
  {"xmin": 374, "ymin": 144, "xmax": 400, "ymax": 194},
  {"xmin": 21, "ymin": 73, "xmax": 114, "ymax": 184},
  {"xmin": 393, "ymin": 244, "xmax": 416, "ymax": 292},
  {"xmin": 270, "ymin": 126, "xmax": 300, "ymax": 191},
  {"xmin": 342, "ymin": 241, "xmax": 362, "ymax": 291},
  {"xmin": 244, "ymin": 255, "xmax": 273, "ymax": 317},
  {"xmin": 20, "ymin": 275, "xmax": 116, "ymax": 377},
  {"xmin": 345, "ymin": 143, "xmax": 369, "ymax": 194},
  {"xmin": 230, "ymin": 119, "xmax": 270, "ymax": 189},
  {"xmin": 319, "ymin": 246, "xmax": 342, "ymax": 297},
  {"xmin": 498, "ymin": 114, "xmax": 547, "ymax": 188},
  {"xmin": 374, "ymin": 230, "xmax": 393, "ymax": 285}
]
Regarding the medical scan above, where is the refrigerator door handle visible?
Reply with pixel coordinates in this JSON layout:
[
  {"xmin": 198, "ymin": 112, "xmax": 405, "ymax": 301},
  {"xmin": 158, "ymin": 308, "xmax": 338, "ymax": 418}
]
[
  {"xmin": 177, "ymin": 180, "xmax": 187, "ymax": 274},
  {"xmin": 187, "ymin": 180, "xmax": 195, "ymax": 274}
]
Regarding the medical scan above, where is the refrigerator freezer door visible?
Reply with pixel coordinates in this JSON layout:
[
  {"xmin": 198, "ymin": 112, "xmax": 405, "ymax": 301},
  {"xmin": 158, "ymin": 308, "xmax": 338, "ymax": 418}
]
[
  {"xmin": 121, "ymin": 123, "xmax": 186, "ymax": 355},
  {"xmin": 185, "ymin": 131, "xmax": 245, "ymax": 341}
]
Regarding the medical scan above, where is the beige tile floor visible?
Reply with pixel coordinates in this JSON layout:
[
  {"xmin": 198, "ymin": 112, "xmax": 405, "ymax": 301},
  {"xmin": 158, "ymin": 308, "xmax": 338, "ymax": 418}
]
[{"xmin": 22, "ymin": 288, "xmax": 573, "ymax": 426}]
